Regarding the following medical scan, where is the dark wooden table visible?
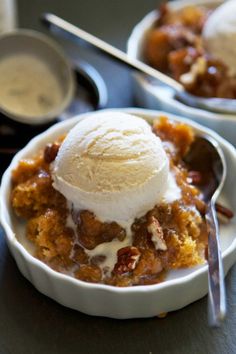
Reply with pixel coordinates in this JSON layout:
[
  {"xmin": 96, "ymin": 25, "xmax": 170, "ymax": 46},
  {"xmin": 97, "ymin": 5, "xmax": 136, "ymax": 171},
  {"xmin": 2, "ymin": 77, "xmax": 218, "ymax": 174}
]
[{"xmin": 0, "ymin": 1, "xmax": 236, "ymax": 353}]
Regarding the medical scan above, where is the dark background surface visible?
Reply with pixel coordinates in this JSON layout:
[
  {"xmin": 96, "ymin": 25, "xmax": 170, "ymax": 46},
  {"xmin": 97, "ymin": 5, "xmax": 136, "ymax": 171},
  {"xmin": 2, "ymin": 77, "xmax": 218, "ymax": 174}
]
[{"xmin": 0, "ymin": 1, "xmax": 236, "ymax": 353}]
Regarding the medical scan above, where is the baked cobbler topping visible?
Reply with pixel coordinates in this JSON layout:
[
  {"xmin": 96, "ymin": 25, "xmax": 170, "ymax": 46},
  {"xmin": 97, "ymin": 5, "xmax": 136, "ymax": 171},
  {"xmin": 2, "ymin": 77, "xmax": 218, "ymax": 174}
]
[
  {"xmin": 11, "ymin": 116, "xmax": 208, "ymax": 287},
  {"xmin": 145, "ymin": 3, "xmax": 236, "ymax": 99}
]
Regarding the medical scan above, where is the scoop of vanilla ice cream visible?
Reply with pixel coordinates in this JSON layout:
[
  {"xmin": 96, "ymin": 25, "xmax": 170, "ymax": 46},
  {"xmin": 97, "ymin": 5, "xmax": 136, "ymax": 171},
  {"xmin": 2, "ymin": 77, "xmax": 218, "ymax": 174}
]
[
  {"xmin": 203, "ymin": 0, "xmax": 236, "ymax": 76},
  {"xmin": 52, "ymin": 112, "xmax": 169, "ymax": 227}
]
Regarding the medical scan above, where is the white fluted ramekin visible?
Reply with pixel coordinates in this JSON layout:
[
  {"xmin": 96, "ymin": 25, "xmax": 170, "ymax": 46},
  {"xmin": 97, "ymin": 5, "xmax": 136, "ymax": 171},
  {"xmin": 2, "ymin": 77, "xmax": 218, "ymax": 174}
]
[
  {"xmin": 127, "ymin": 0, "xmax": 236, "ymax": 147},
  {"xmin": 1, "ymin": 108, "xmax": 236, "ymax": 318}
]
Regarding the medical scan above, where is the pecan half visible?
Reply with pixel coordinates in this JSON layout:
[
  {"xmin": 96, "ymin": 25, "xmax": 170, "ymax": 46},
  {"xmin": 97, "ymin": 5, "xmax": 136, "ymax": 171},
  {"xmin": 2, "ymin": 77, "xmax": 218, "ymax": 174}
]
[
  {"xmin": 147, "ymin": 216, "xmax": 167, "ymax": 251},
  {"xmin": 113, "ymin": 246, "xmax": 141, "ymax": 275}
]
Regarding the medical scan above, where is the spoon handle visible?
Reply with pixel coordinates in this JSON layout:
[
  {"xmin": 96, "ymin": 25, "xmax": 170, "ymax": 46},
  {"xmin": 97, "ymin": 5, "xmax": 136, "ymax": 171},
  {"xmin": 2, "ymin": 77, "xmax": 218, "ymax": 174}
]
[
  {"xmin": 206, "ymin": 201, "xmax": 226, "ymax": 327},
  {"xmin": 42, "ymin": 13, "xmax": 183, "ymax": 93}
]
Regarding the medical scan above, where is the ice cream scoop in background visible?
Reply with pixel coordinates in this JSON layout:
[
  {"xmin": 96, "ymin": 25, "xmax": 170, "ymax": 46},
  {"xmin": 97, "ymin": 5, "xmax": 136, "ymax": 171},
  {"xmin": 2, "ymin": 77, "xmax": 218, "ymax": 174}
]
[
  {"xmin": 203, "ymin": 0, "xmax": 236, "ymax": 77},
  {"xmin": 52, "ymin": 112, "xmax": 179, "ymax": 231}
]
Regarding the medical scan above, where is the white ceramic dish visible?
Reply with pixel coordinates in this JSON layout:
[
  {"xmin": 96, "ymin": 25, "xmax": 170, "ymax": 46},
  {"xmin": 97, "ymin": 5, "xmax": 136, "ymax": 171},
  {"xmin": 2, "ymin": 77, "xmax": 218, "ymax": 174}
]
[
  {"xmin": 127, "ymin": 0, "xmax": 236, "ymax": 147},
  {"xmin": 1, "ymin": 108, "xmax": 236, "ymax": 319}
]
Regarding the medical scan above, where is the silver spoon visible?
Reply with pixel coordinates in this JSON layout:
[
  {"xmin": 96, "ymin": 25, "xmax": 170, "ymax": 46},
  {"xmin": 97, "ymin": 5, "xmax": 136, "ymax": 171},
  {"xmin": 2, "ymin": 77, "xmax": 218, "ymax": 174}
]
[
  {"xmin": 42, "ymin": 13, "xmax": 236, "ymax": 115},
  {"xmin": 184, "ymin": 135, "xmax": 227, "ymax": 327}
]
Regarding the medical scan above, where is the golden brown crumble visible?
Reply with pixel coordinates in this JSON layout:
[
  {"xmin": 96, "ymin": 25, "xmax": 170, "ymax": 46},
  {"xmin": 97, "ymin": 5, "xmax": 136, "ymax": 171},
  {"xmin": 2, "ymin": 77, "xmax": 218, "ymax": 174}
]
[
  {"xmin": 10, "ymin": 117, "xmax": 208, "ymax": 286},
  {"xmin": 145, "ymin": 4, "xmax": 236, "ymax": 99},
  {"xmin": 76, "ymin": 210, "xmax": 126, "ymax": 250}
]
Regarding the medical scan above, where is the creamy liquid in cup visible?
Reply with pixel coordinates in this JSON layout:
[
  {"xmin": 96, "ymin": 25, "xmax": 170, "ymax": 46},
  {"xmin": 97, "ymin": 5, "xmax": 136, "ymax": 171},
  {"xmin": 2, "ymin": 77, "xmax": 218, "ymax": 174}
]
[{"xmin": 0, "ymin": 54, "xmax": 63, "ymax": 118}]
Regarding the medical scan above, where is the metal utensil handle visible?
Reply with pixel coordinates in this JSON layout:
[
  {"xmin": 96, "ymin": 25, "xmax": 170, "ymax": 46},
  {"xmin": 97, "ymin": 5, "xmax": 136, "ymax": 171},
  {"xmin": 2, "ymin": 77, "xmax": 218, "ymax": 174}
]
[
  {"xmin": 206, "ymin": 201, "xmax": 226, "ymax": 327},
  {"xmin": 42, "ymin": 13, "xmax": 183, "ymax": 93}
]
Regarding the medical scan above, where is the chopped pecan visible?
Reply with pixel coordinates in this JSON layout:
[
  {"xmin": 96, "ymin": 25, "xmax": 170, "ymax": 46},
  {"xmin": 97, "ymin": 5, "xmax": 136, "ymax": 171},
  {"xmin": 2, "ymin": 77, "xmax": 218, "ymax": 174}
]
[
  {"xmin": 216, "ymin": 203, "xmax": 234, "ymax": 219},
  {"xmin": 113, "ymin": 246, "xmax": 141, "ymax": 275},
  {"xmin": 44, "ymin": 142, "xmax": 60, "ymax": 163},
  {"xmin": 180, "ymin": 56, "xmax": 207, "ymax": 86},
  {"xmin": 187, "ymin": 170, "xmax": 202, "ymax": 185},
  {"xmin": 147, "ymin": 216, "xmax": 167, "ymax": 251},
  {"xmin": 195, "ymin": 198, "xmax": 207, "ymax": 216}
]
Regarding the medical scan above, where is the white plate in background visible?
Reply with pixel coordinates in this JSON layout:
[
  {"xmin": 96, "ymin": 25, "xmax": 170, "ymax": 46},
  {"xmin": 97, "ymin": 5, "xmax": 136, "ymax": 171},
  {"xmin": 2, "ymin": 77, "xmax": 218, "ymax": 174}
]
[{"xmin": 127, "ymin": 0, "xmax": 236, "ymax": 147}]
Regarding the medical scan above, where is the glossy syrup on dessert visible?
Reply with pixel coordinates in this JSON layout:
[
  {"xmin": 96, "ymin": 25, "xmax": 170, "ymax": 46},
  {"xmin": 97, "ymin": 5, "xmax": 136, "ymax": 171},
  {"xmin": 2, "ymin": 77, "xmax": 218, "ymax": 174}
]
[{"xmin": 10, "ymin": 116, "xmax": 208, "ymax": 286}]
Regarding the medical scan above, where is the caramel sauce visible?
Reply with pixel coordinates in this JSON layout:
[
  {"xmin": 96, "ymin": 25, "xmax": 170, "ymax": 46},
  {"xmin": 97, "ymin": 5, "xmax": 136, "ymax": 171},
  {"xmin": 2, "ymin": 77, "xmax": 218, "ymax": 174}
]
[{"xmin": 11, "ymin": 117, "xmax": 208, "ymax": 286}]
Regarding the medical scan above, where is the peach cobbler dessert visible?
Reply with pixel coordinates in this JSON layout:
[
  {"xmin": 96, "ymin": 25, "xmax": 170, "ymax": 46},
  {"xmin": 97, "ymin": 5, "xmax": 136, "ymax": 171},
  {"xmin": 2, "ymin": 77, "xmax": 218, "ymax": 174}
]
[
  {"xmin": 11, "ymin": 112, "xmax": 208, "ymax": 286},
  {"xmin": 145, "ymin": 2, "xmax": 236, "ymax": 99}
]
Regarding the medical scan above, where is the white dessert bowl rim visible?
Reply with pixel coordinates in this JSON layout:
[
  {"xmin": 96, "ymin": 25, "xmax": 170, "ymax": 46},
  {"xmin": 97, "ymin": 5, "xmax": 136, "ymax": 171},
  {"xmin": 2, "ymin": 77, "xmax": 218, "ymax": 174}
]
[{"xmin": 1, "ymin": 108, "xmax": 236, "ymax": 317}]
